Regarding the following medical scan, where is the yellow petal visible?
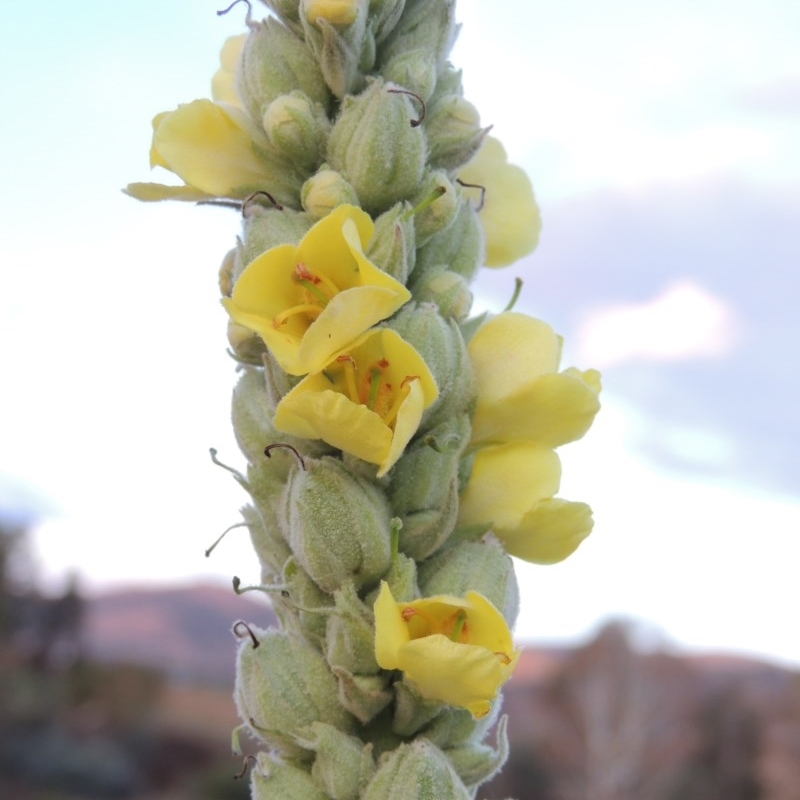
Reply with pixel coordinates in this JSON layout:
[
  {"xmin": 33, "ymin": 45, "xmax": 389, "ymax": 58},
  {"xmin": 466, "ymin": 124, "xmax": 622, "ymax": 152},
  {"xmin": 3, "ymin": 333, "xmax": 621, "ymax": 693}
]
[
  {"xmin": 468, "ymin": 313, "xmax": 560, "ymax": 412},
  {"xmin": 458, "ymin": 136, "xmax": 541, "ymax": 268},
  {"xmin": 397, "ymin": 635, "xmax": 514, "ymax": 719},
  {"xmin": 374, "ymin": 581, "xmax": 410, "ymax": 670},
  {"xmin": 473, "ymin": 370, "xmax": 602, "ymax": 448},
  {"xmin": 151, "ymin": 99, "xmax": 272, "ymax": 197},
  {"xmin": 211, "ymin": 34, "xmax": 246, "ymax": 107},
  {"xmin": 274, "ymin": 383, "xmax": 393, "ymax": 465},
  {"xmin": 458, "ymin": 442, "xmax": 561, "ymax": 531},
  {"xmin": 495, "ymin": 498, "xmax": 594, "ymax": 564}
]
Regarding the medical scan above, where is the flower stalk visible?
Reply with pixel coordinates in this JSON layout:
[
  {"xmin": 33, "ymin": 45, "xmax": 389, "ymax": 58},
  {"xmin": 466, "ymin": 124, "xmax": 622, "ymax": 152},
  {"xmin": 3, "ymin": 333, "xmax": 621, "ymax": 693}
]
[{"xmin": 129, "ymin": 3, "xmax": 600, "ymax": 798}]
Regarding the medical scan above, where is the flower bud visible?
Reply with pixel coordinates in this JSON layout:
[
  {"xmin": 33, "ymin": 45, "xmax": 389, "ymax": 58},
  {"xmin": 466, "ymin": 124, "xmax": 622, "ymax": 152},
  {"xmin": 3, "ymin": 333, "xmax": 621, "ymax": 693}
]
[
  {"xmin": 388, "ymin": 303, "xmax": 476, "ymax": 430},
  {"xmin": 410, "ymin": 268, "xmax": 472, "ymax": 321},
  {"xmin": 425, "ymin": 95, "xmax": 487, "ymax": 171},
  {"xmin": 235, "ymin": 626, "xmax": 355, "ymax": 760},
  {"xmin": 294, "ymin": 722, "xmax": 375, "ymax": 800},
  {"xmin": 244, "ymin": 460, "xmax": 293, "ymax": 576},
  {"xmin": 361, "ymin": 739, "xmax": 471, "ymax": 800},
  {"xmin": 327, "ymin": 79, "xmax": 426, "ymax": 214},
  {"xmin": 238, "ymin": 18, "xmax": 331, "ymax": 123},
  {"xmin": 412, "ymin": 198, "xmax": 484, "ymax": 285},
  {"xmin": 391, "ymin": 679, "xmax": 446, "ymax": 737},
  {"xmin": 325, "ymin": 581, "xmax": 380, "ymax": 675},
  {"xmin": 389, "ymin": 414, "xmax": 470, "ymax": 560},
  {"xmin": 218, "ymin": 247, "xmax": 236, "ymax": 297},
  {"xmin": 227, "ymin": 320, "xmax": 267, "ymax": 364},
  {"xmin": 262, "ymin": 92, "xmax": 330, "ymax": 171},
  {"xmin": 443, "ymin": 716, "xmax": 509, "ymax": 790},
  {"xmin": 366, "ymin": 202, "xmax": 416, "ymax": 283},
  {"xmin": 301, "ymin": 0, "xmax": 371, "ymax": 98},
  {"xmin": 382, "ymin": 48, "xmax": 438, "ymax": 101},
  {"xmin": 332, "ymin": 667, "xmax": 393, "ymax": 724},
  {"xmin": 250, "ymin": 752, "xmax": 329, "ymax": 800},
  {"xmin": 262, "ymin": 0, "xmax": 302, "ymax": 29},
  {"xmin": 282, "ymin": 457, "xmax": 392, "ymax": 592},
  {"xmin": 409, "ymin": 171, "xmax": 459, "ymax": 246},
  {"xmin": 418, "ymin": 536, "xmax": 519, "ymax": 628},
  {"xmin": 368, "ymin": 0, "xmax": 407, "ymax": 44},
  {"xmin": 239, "ymin": 206, "xmax": 314, "ymax": 277},
  {"xmin": 276, "ymin": 556, "xmax": 333, "ymax": 642},
  {"xmin": 377, "ymin": 0, "xmax": 457, "ymax": 77},
  {"xmin": 301, "ymin": 168, "xmax": 360, "ymax": 219}
]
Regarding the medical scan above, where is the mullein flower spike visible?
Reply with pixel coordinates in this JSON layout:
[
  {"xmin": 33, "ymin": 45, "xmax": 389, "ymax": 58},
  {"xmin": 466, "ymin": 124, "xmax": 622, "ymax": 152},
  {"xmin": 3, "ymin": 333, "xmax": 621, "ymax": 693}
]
[{"xmin": 130, "ymin": 2, "xmax": 601, "ymax": 797}]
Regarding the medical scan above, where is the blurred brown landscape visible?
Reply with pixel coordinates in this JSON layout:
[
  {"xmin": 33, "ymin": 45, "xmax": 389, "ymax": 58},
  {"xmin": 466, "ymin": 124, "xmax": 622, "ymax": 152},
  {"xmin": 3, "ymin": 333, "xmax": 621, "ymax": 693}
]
[{"xmin": 2, "ymin": 519, "xmax": 799, "ymax": 799}]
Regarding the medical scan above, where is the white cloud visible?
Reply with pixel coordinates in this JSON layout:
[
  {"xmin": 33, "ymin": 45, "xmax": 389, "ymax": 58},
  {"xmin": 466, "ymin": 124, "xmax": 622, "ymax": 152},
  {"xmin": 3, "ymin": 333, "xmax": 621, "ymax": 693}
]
[{"xmin": 575, "ymin": 280, "xmax": 740, "ymax": 368}]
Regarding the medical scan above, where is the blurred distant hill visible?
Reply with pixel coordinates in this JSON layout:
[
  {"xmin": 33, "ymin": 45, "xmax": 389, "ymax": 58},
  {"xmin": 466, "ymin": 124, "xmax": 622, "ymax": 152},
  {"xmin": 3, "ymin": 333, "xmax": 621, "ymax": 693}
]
[{"xmin": 83, "ymin": 583, "xmax": 276, "ymax": 686}]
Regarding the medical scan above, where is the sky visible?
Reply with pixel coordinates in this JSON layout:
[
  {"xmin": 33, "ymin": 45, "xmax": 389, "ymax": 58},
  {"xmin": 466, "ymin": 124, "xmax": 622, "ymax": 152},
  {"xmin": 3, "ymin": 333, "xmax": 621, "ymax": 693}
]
[{"xmin": 1, "ymin": 1, "xmax": 799, "ymax": 666}]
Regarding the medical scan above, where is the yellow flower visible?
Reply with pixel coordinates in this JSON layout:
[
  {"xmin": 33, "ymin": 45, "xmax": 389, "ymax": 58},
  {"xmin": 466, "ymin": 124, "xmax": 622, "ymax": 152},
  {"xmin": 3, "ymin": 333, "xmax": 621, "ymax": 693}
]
[
  {"xmin": 143, "ymin": 99, "xmax": 275, "ymax": 200},
  {"xmin": 458, "ymin": 135, "xmax": 541, "ymax": 268},
  {"xmin": 468, "ymin": 312, "xmax": 601, "ymax": 448},
  {"xmin": 274, "ymin": 328, "xmax": 438, "ymax": 477},
  {"xmin": 211, "ymin": 34, "xmax": 247, "ymax": 108},
  {"xmin": 374, "ymin": 582, "xmax": 519, "ymax": 719},
  {"xmin": 457, "ymin": 441, "xmax": 593, "ymax": 564},
  {"xmin": 223, "ymin": 205, "xmax": 411, "ymax": 376}
]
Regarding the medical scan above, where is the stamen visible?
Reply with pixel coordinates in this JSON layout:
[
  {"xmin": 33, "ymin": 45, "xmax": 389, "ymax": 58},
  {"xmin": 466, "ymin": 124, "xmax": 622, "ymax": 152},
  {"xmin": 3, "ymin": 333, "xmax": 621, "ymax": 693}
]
[
  {"xmin": 336, "ymin": 355, "xmax": 360, "ymax": 403},
  {"xmin": 382, "ymin": 376, "xmax": 417, "ymax": 427},
  {"xmin": 273, "ymin": 303, "xmax": 323, "ymax": 328},
  {"xmin": 294, "ymin": 262, "xmax": 340, "ymax": 299},
  {"xmin": 495, "ymin": 652, "xmax": 512, "ymax": 665}
]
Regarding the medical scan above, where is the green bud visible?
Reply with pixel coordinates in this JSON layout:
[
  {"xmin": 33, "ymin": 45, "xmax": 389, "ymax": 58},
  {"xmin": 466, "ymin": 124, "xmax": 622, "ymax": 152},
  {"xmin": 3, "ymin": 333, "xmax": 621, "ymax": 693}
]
[
  {"xmin": 418, "ymin": 703, "xmax": 496, "ymax": 749},
  {"xmin": 238, "ymin": 18, "xmax": 331, "ymax": 123},
  {"xmin": 235, "ymin": 626, "xmax": 355, "ymax": 760},
  {"xmin": 410, "ymin": 268, "xmax": 472, "ymax": 321},
  {"xmin": 327, "ymin": 79, "xmax": 426, "ymax": 214},
  {"xmin": 425, "ymin": 95, "xmax": 487, "ymax": 171},
  {"xmin": 409, "ymin": 171, "xmax": 458, "ymax": 246},
  {"xmin": 388, "ymin": 302, "xmax": 476, "ymax": 429},
  {"xmin": 325, "ymin": 581, "xmax": 380, "ymax": 675},
  {"xmin": 226, "ymin": 319, "xmax": 266, "ymax": 364},
  {"xmin": 428, "ymin": 61, "xmax": 464, "ymax": 103},
  {"xmin": 391, "ymin": 680, "xmax": 445, "ymax": 737},
  {"xmin": 294, "ymin": 722, "xmax": 375, "ymax": 800},
  {"xmin": 240, "ymin": 502, "xmax": 291, "ymax": 583},
  {"xmin": 233, "ymin": 367, "xmax": 332, "ymax": 463},
  {"xmin": 377, "ymin": 0, "xmax": 457, "ymax": 78},
  {"xmin": 418, "ymin": 536, "xmax": 519, "ymax": 628},
  {"xmin": 300, "ymin": 0, "xmax": 371, "ymax": 98},
  {"xmin": 444, "ymin": 716, "xmax": 509, "ymax": 790},
  {"xmin": 361, "ymin": 739, "xmax": 470, "ymax": 800},
  {"xmin": 389, "ymin": 414, "xmax": 470, "ymax": 560},
  {"xmin": 262, "ymin": 92, "xmax": 331, "ymax": 172},
  {"xmin": 250, "ymin": 752, "xmax": 331, "ymax": 800},
  {"xmin": 239, "ymin": 206, "xmax": 314, "ymax": 276},
  {"xmin": 276, "ymin": 556, "xmax": 334, "ymax": 642},
  {"xmin": 368, "ymin": 0, "xmax": 407, "ymax": 44},
  {"xmin": 412, "ymin": 197, "xmax": 484, "ymax": 285},
  {"xmin": 382, "ymin": 48, "xmax": 437, "ymax": 101},
  {"xmin": 301, "ymin": 168, "xmax": 361, "ymax": 219},
  {"xmin": 332, "ymin": 667, "xmax": 393, "ymax": 724},
  {"xmin": 282, "ymin": 457, "xmax": 392, "ymax": 593},
  {"xmin": 262, "ymin": 0, "xmax": 303, "ymax": 31},
  {"xmin": 366, "ymin": 201, "xmax": 416, "ymax": 282},
  {"xmin": 244, "ymin": 460, "xmax": 293, "ymax": 577}
]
